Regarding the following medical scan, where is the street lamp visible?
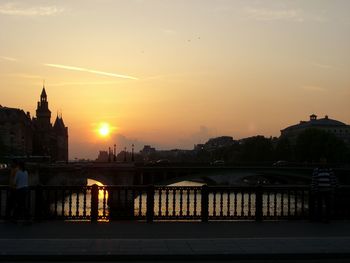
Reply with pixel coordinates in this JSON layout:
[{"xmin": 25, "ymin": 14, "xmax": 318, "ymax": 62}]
[
  {"xmin": 131, "ymin": 144, "xmax": 135, "ymax": 162},
  {"xmin": 113, "ymin": 144, "xmax": 117, "ymax": 162}
]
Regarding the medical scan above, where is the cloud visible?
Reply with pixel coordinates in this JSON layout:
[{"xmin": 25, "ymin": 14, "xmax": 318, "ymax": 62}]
[
  {"xmin": 44, "ymin": 63, "xmax": 138, "ymax": 80},
  {"xmin": 301, "ymin": 85, "xmax": 327, "ymax": 92},
  {"xmin": 49, "ymin": 81, "xmax": 123, "ymax": 87},
  {"xmin": 0, "ymin": 56, "xmax": 17, "ymax": 62},
  {"xmin": 245, "ymin": 7, "xmax": 304, "ymax": 22},
  {"xmin": 244, "ymin": 7, "xmax": 328, "ymax": 23},
  {"xmin": 177, "ymin": 125, "xmax": 215, "ymax": 149},
  {"xmin": 163, "ymin": 29, "xmax": 177, "ymax": 35},
  {"xmin": 7, "ymin": 73, "xmax": 42, "ymax": 79},
  {"xmin": 113, "ymin": 134, "xmax": 157, "ymax": 152},
  {"xmin": 0, "ymin": 3, "xmax": 64, "ymax": 16},
  {"xmin": 190, "ymin": 126, "xmax": 214, "ymax": 144},
  {"xmin": 312, "ymin": 63, "xmax": 333, "ymax": 69}
]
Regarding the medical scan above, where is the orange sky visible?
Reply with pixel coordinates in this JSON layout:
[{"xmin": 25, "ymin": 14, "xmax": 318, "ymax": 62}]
[{"xmin": 1, "ymin": 0, "xmax": 349, "ymax": 159}]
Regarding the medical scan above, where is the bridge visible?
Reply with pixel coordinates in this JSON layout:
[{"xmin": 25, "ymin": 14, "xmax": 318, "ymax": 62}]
[{"xmin": 1, "ymin": 163, "xmax": 349, "ymax": 186}]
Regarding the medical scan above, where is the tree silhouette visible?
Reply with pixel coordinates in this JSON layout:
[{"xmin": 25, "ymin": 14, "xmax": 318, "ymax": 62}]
[
  {"xmin": 0, "ymin": 138, "xmax": 9, "ymax": 162},
  {"xmin": 275, "ymin": 137, "xmax": 293, "ymax": 161},
  {"xmin": 295, "ymin": 128, "xmax": 348, "ymax": 163},
  {"xmin": 238, "ymin": 136, "xmax": 274, "ymax": 164}
]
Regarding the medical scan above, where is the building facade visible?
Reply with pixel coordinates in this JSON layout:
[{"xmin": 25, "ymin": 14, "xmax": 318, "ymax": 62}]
[
  {"xmin": 280, "ymin": 114, "xmax": 350, "ymax": 145},
  {"xmin": 0, "ymin": 87, "xmax": 68, "ymax": 162},
  {"xmin": 0, "ymin": 107, "xmax": 33, "ymax": 156}
]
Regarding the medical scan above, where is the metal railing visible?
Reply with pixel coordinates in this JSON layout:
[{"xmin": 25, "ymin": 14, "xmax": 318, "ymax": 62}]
[{"xmin": 1, "ymin": 185, "xmax": 349, "ymax": 222}]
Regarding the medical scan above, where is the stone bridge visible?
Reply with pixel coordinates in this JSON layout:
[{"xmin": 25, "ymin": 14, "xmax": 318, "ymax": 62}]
[
  {"xmin": 29, "ymin": 163, "xmax": 137, "ymax": 186},
  {"xmin": 137, "ymin": 166, "xmax": 314, "ymax": 185},
  {"xmin": 1, "ymin": 163, "xmax": 349, "ymax": 186}
]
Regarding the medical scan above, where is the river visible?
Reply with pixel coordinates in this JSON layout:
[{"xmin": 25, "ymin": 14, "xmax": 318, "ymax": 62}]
[{"xmin": 53, "ymin": 179, "xmax": 304, "ymax": 219}]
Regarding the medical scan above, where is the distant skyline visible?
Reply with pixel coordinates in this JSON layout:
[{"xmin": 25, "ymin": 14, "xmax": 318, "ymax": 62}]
[{"xmin": 1, "ymin": 0, "xmax": 349, "ymax": 159}]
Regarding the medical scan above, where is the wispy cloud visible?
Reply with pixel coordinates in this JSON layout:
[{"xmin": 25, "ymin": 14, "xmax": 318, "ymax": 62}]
[
  {"xmin": 245, "ymin": 8, "xmax": 304, "ymax": 22},
  {"xmin": 0, "ymin": 56, "xmax": 17, "ymax": 62},
  {"xmin": 0, "ymin": 3, "xmax": 64, "ymax": 16},
  {"xmin": 301, "ymin": 85, "xmax": 327, "ymax": 92},
  {"xmin": 44, "ymin": 63, "xmax": 138, "ymax": 80},
  {"xmin": 50, "ymin": 81, "xmax": 123, "ymax": 87},
  {"xmin": 7, "ymin": 73, "xmax": 42, "ymax": 79},
  {"xmin": 163, "ymin": 29, "xmax": 177, "ymax": 35},
  {"xmin": 312, "ymin": 63, "xmax": 333, "ymax": 69}
]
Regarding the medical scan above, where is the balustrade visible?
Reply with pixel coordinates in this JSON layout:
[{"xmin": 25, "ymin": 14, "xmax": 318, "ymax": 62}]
[{"xmin": 0, "ymin": 185, "xmax": 349, "ymax": 222}]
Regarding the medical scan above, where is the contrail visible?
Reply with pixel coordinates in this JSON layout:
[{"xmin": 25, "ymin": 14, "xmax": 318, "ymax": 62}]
[
  {"xmin": 44, "ymin": 63, "xmax": 138, "ymax": 80},
  {"xmin": 0, "ymin": 56, "xmax": 17, "ymax": 61}
]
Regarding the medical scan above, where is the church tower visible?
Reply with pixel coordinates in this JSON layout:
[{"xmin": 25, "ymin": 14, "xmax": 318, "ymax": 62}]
[
  {"xmin": 53, "ymin": 114, "xmax": 69, "ymax": 162},
  {"xmin": 36, "ymin": 87, "xmax": 51, "ymax": 130},
  {"xmin": 32, "ymin": 86, "xmax": 53, "ymax": 157},
  {"xmin": 32, "ymin": 86, "xmax": 69, "ymax": 161}
]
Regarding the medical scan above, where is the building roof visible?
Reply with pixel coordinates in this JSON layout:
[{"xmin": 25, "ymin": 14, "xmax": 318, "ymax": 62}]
[
  {"xmin": 53, "ymin": 116, "xmax": 66, "ymax": 130},
  {"xmin": 0, "ymin": 106, "xmax": 31, "ymax": 124},
  {"xmin": 282, "ymin": 114, "xmax": 348, "ymax": 133}
]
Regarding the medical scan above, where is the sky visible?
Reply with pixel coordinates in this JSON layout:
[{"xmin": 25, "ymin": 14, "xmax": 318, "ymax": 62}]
[{"xmin": 0, "ymin": 0, "xmax": 349, "ymax": 159}]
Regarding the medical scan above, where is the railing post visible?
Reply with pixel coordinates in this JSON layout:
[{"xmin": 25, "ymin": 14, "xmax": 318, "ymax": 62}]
[
  {"xmin": 146, "ymin": 185, "xmax": 154, "ymax": 223},
  {"xmin": 201, "ymin": 185, "xmax": 209, "ymax": 222},
  {"xmin": 5, "ymin": 187, "xmax": 14, "ymax": 219},
  {"xmin": 255, "ymin": 185, "xmax": 263, "ymax": 222},
  {"xmin": 91, "ymin": 184, "xmax": 99, "ymax": 223},
  {"xmin": 308, "ymin": 187, "xmax": 315, "ymax": 221},
  {"xmin": 35, "ymin": 184, "xmax": 43, "ymax": 221}
]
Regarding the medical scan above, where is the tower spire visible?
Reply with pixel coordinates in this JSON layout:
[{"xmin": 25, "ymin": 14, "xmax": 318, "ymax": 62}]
[
  {"xmin": 41, "ymin": 87, "xmax": 47, "ymax": 98},
  {"xmin": 36, "ymin": 84, "xmax": 51, "ymax": 128},
  {"xmin": 41, "ymin": 79, "xmax": 47, "ymax": 98}
]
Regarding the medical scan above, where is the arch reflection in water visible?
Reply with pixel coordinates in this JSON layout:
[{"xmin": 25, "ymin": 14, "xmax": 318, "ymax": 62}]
[{"xmin": 50, "ymin": 179, "xmax": 109, "ymax": 219}]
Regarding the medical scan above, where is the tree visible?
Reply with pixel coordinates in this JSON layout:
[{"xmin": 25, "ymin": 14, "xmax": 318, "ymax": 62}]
[
  {"xmin": 295, "ymin": 128, "xmax": 348, "ymax": 163},
  {"xmin": 238, "ymin": 136, "xmax": 274, "ymax": 164},
  {"xmin": 0, "ymin": 138, "xmax": 9, "ymax": 158},
  {"xmin": 275, "ymin": 137, "xmax": 293, "ymax": 161}
]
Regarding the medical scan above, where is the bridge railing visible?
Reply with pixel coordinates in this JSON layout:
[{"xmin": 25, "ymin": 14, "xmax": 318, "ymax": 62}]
[
  {"xmin": 152, "ymin": 186, "xmax": 203, "ymax": 221},
  {"xmin": 333, "ymin": 186, "xmax": 350, "ymax": 219},
  {"xmin": 0, "ymin": 185, "xmax": 349, "ymax": 222}
]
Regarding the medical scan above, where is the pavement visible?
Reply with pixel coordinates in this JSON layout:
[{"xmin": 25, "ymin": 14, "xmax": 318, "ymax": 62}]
[{"xmin": 1, "ymin": 220, "xmax": 350, "ymax": 261}]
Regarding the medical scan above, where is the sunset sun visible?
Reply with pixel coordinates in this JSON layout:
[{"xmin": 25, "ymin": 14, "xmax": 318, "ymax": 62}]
[{"xmin": 98, "ymin": 122, "xmax": 111, "ymax": 137}]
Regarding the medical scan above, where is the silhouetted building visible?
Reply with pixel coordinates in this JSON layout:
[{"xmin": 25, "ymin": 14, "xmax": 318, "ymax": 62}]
[
  {"xmin": 281, "ymin": 114, "xmax": 350, "ymax": 145},
  {"xmin": 193, "ymin": 144, "xmax": 205, "ymax": 152},
  {"xmin": 32, "ymin": 87, "xmax": 68, "ymax": 161},
  {"xmin": 140, "ymin": 145, "xmax": 156, "ymax": 161},
  {"xmin": 203, "ymin": 136, "xmax": 235, "ymax": 151},
  {"xmin": 0, "ymin": 87, "xmax": 69, "ymax": 161},
  {"xmin": 52, "ymin": 114, "xmax": 69, "ymax": 161},
  {"xmin": 96, "ymin": 151, "xmax": 109, "ymax": 162},
  {"xmin": 0, "ymin": 106, "xmax": 33, "ymax": 155}
]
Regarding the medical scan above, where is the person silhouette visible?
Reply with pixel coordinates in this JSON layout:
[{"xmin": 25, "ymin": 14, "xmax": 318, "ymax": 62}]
[
  {"xmin": 311, "ymin": 158, "xmax": 337, "ymax": 222},
  {"xmin": 6, "ymin": 159, "xmax": 18, "ymax": 221},
  {"xmin": 14, "ymin": 161, "xmax": 29, "ymax": 223}
]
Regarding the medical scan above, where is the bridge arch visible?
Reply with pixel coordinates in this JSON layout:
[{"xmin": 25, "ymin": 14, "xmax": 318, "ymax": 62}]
[{"xmin": 30, "ymin": 164, "xmax": 319, "ymax": 186}]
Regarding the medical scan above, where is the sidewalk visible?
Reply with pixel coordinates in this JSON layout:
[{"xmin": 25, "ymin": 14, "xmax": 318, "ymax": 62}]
[{"xmin": 1, "ymin": 221, "xmax": 350, "ymax": 261}]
